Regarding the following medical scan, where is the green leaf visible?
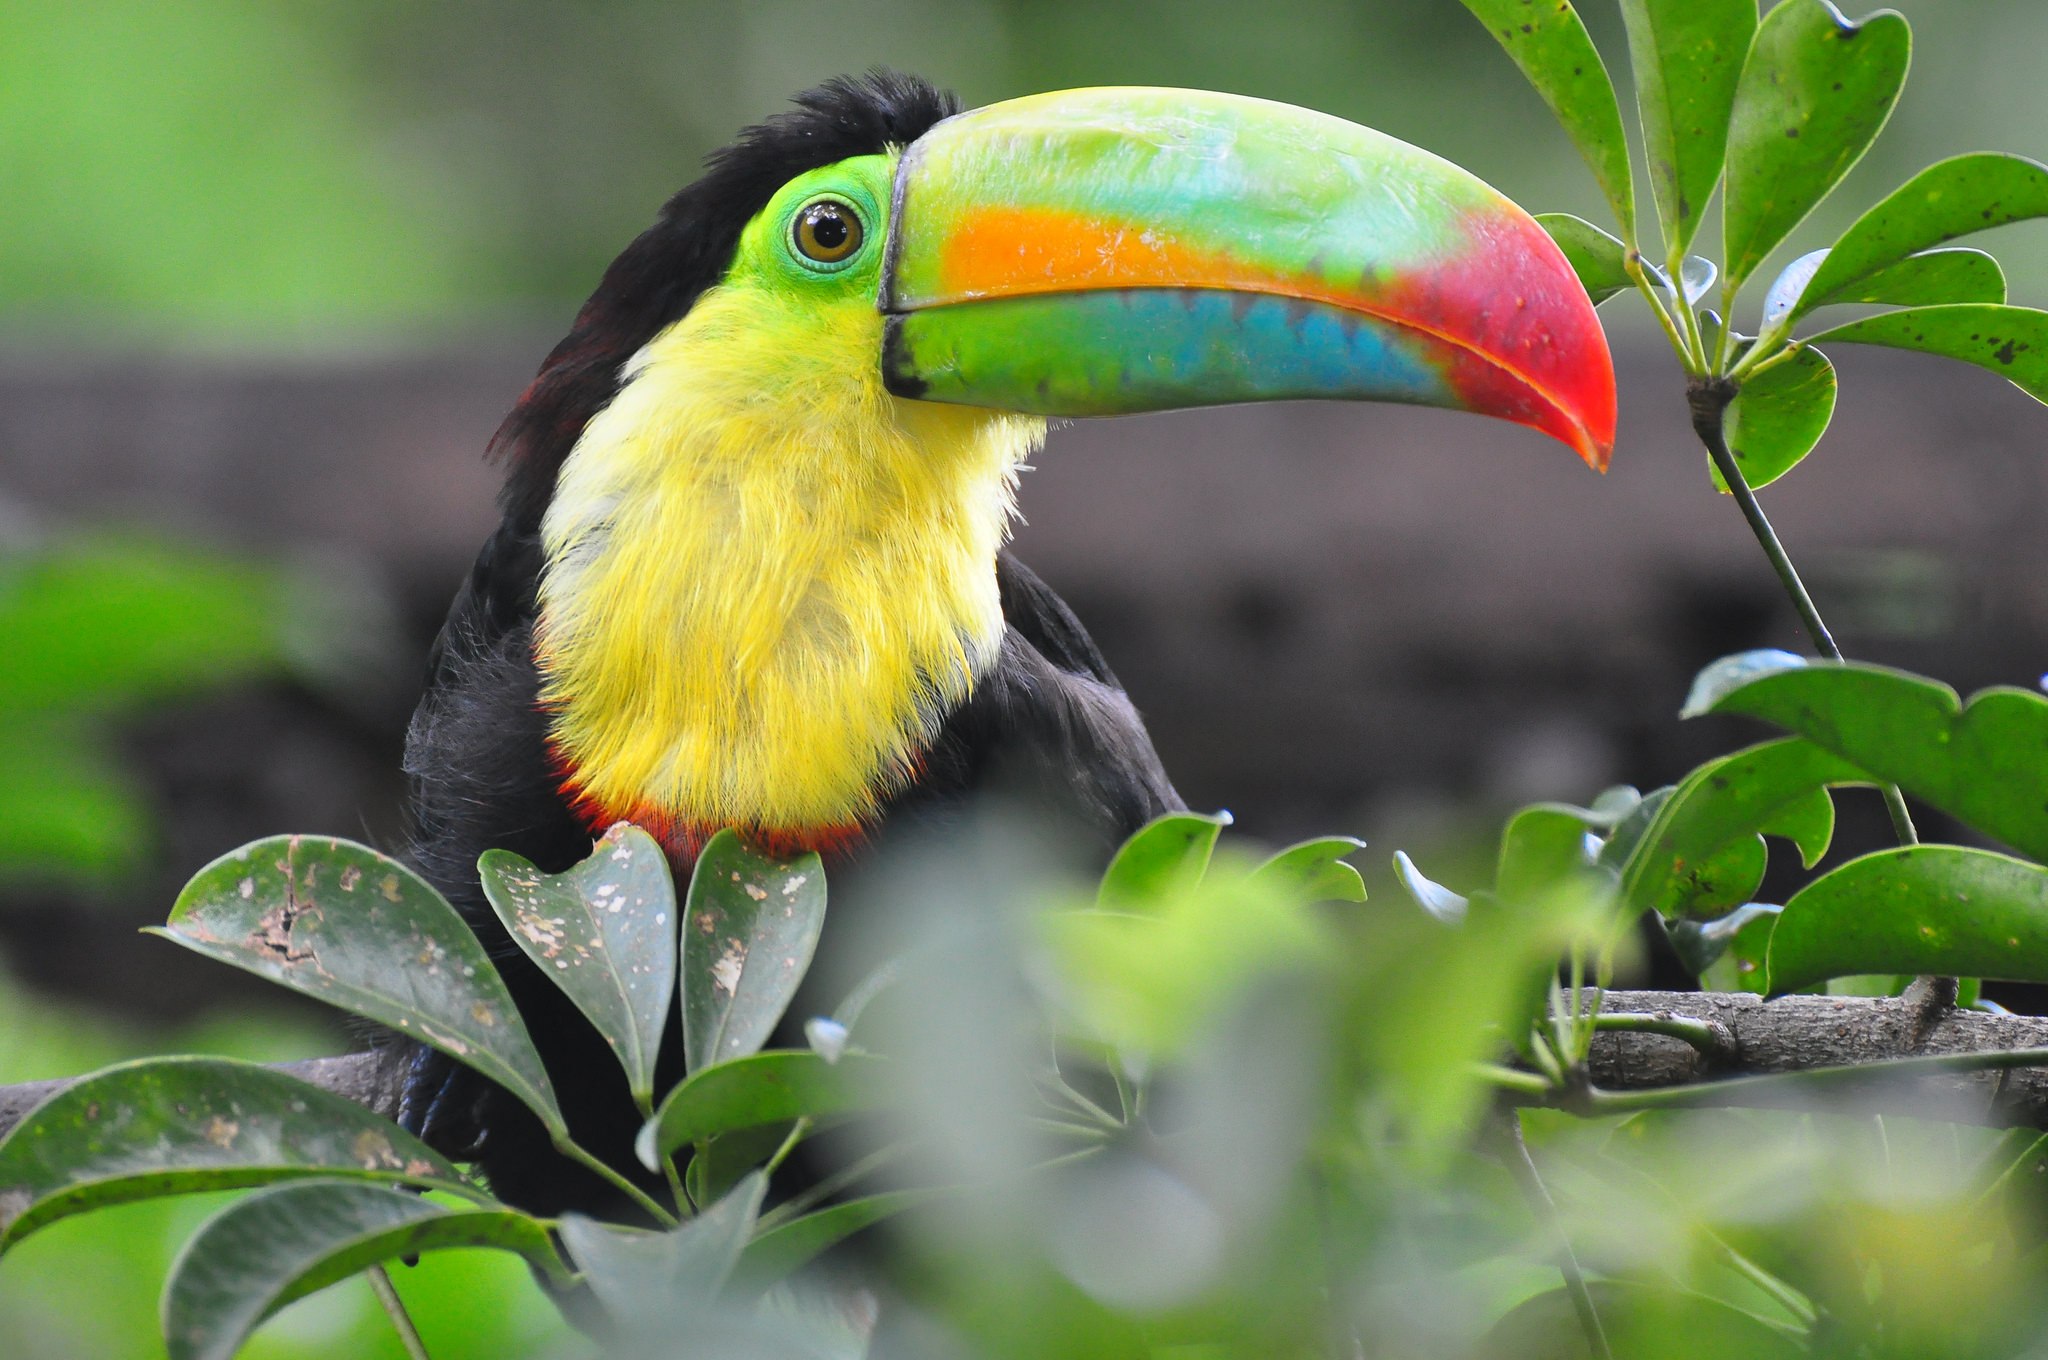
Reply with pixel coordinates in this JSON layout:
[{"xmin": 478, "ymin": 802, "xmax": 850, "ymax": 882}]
[
  {"xmin": 1457, "ymin": 0, "xmax": 1635, "ymax": 240},
  {"xmin": 1795, "ymin": 151, "xmax": 2048, "ymax": 317},
  {"xmin": 1619, "ymin": 0, "xmax": 1756, "ymax": 255},
  {"xmin": 1095, "ymin": 812, "xmax": 1230, "ymax": 911},
  {"xmin": 1768, "ymin": 847, "xmax": 2048, "ymax": 994},
  {"xmin": 1706, "ymin": 662, "xmax": 2048, "ymax": 862},
  {"xmin": 680, "ymin": 831, "xmax": 826, "ymax": 1075},
  {"xmin": 734, "ymin": 1189, "xmax": 933, "ymax": 1291},
  {"xmin": 1536, "ymin": 213, "xmax": 1631, "ymax": 303},
  {"xmin": 1245, "ymin": 836, "xmax": 1366, "ymax": 904},
  {"xmin": 1495, "ymin": 805, "xmax": 1602, "ymax": 909},
  {"xmin": 1391, "ymin": 850, "xmax": 1469, "ymax": 925},
  {"xmin": 684, "ymin": 1123, "xmax": 788, "ymax": 1209},
  {"xmin": 1805, "ymin": 302, "xmax": 2048, "ymax": 402},
  {"xmin": 1681, "ymin": 648, "xmax": 1809, "ymax": 718},
  {"xmin": 637, "ymin": 1051, "xmax": 880, "ymax": 1171},
  {"xmin": 151, "ymin": 835, "xmax": 563, "ymax": 1137},
  {"xmin": 1716, "ymin": 346, "xmax": 1837, "ymax": 489},
  {"xmin": 1815, "ymin": 246, "xmax": 2006, "ymax": 310},
  {"xmin": 0, "ymin": 1056, "xmax": 477, "ymax": 1253},
  {"xmin": 1480, "ymin": 1279, "xmax": 1805, "ymax": 1359},
  {"xmin": 479, "ymin": 823, "xmax": 677, "ymax": 1105},
  {"xmin": 1722, "ymin": 0, "xmax": 1911, "ymax": 292},
  {"xmin": 1621, "ymin": 737, "xmax": 1863, "ymax": 919},
  {"xmin": 162, "ymin": 1180, "xmax": 564, "ymax": 1360},
  {"xmin": 0, "ymin": 723, "xmax": 152, "ymax": 888},
  {"xmin": 559, "ymin": 1173, "xmax": 765, "ymax": 1320},
  {"xmin": 1684, "ymin": 902, "xmax": 1782, "ymax": 990}
]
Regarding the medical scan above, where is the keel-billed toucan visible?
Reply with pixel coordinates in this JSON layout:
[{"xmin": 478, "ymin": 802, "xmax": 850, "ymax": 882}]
[{"xmin": 398, "ymin": 72, "xmax": 1615, "ymax": 1213}]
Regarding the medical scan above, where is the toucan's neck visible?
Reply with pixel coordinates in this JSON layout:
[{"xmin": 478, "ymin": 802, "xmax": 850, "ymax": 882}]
[{"xmin": 534, "ymin": 280, "xmax": 1045, "ymax": 849}]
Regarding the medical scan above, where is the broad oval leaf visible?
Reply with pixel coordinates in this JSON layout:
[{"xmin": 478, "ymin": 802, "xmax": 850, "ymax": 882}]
[
  {"xmin": 1812, "ymin": 246, "xmax": 2005, "ymax": 311},
  {"xmin": 1536, "ymin": 213, "xmax": 1631, "ymax": 304},
  {"xmin": 1763, "ymin": 248, "xmax": 1830, "ymax": 330},
  {"xmin": 1768, "ymin": 847, "xmax": 2048, "ymax": 995},
  {"xmin": 735, "ymin": 1189, "xmax": 935, "ymax": 1291},
  {"xmin": 480, "ymin": 822, "xmax": 678, "ymax": 1105},
  {"xmin": 1458, "ymin": 0, "xmax": 1636, "ymax": 241},
  {"xmin": 637, "ymin": 1051, "xmax": 881, "ymax": 1171},
  {"xmin": 1495, "ymin": 805, "xmax": 1607, "ymax": 910},
  {"xmin": 1716, "ymin": 346, "xmax": 1837, "ymax": 490},
  {"xmin": 0, "ymin": 1056, "xmax": 476, "ymax": 1253},
  {"xmin": 163, "ymin": 1180, "xmax": 564, "ymax": 1360},
  {"xmin": 1679, "ymin": 255, "xmax": 1718, "ymax": 308},
  {"xmin": 681, "ymin": 830, "xmax": 826, "ymax": 1075},
  {"xmin": 559, "ymin": 1173, "xmax": 766, "ymax": 1320},
  {"xmin": 1706, "ymin": 662, "xmax": 2048, "ymax": 862},
  {"xmin": 152, "ymin": 836, "xmax": 562, "ymax": 1137},
  {"xmin": 1391, "ymin": 851, "xmax": 1468, "ymax": 925},
  {"xmin": 1096, "ymin": 812, "xmax": 1231, "ymax": 912},
  {"xmin": 1681, "ymin": 649, "xmax": 1809, "ymax": 718},
  {"xmin": 1722, "ymin": 0, "xmax": 1911, "ymax": 292},
  {"xmin": 1796, "ymin": 151, "xmax": 2048, "ymax": 316},
  {"xmin": 1619, "ymin": 0, "xmax": 1756, "ymax": 255},
  {"xmin": 1806, "ymin": 302, "xmax": 2048, "ymax": 403},
  {"xmin": 1246, "ymin": 836, "xmax": 1366, "ymax": 904},
  {"xmin": 1676, "ymin": 901, "xmax": 1781, "ymax": 987}
]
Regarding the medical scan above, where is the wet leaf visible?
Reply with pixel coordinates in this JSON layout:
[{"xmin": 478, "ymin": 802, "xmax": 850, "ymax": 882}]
[
  {"xmin": 1391, "ymin": 851, "xmax": 1469, "ymax": 925},
  {"xmin": 1458, "ymin": 0, "xmax": 1635, "ymax": 240},
  {"xmin": 1814, "ymin": 246, "xmax": 2006, "ymax": 310},
  {"xmin": 1722, "ymin": 0, "xmax": 1911, "ymax": 291},
  {"xmin": 480, "ymin": 823, "xmax": 677, "ymax": 1105},
  {"xmin": 679, "ymin": 830, "xmax": 825, "ymax": 1076},
  {"xmin": 1768, "ymin": 847, "xmax": 2048, "ymax": 994},
  {"xmin": 559, "ymin": 1173, "xmax": 765, "ymax": 1320},
  {"xmin": 1717, "ymin": 346, "xmax": 1837, "ymax": 489},
  {"xmin": 0, "ymin": 1056, "xmax": 477, "ymax": 1253},
  {"xmin": 1796, "ymin": 152, "xmax": 2048, "ymax": 317},
  {"xmin": 734, "ymin": 1189, "xmax": 933, "ymax": 1291},
  {"xmin": 1536, "ymin": 213, "xmax": 1631, "ymax": 303},
  {"xmin": 162, "ymin": 1180, "xmax": 564, "ymax": 1360},
  {"xmin": 1619, "ymin": 0, "xmax": 1755, "ymax": 254},
  {"xmin": 1805, "ymin": 303, "xmax": 2048, "ymax": 403},
  {"xmin": 152, "ymin": 836, "xmax": 563, "ymax": 1136},
  {"xmin": 1705, "ymin": 662, "xmax": 2048, "ymax": 862},
  {"xmin": 1096, "ymin": 812, "xmax": 1231, "ymax": 912},
  {"xmin": 1245, "ymin": 836, "xmax": 1366, "ymax": 904},
  {"xmin": 637, "ymin": 1052, "xmax": 881, "ymax": 1171}
]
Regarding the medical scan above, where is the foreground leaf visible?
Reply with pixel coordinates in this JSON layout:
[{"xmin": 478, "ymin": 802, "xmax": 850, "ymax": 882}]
[
  {"xmin": 735, "ymin": 1189, "xmax": 933, "ymax": 1290},
  {"xmin": 681, "ymin": 831, "xmax": 826, "ymax": 1074},
  {"xmin": 1481, "ymin": 1279, "xmax": 1803, "ymax": 1359},
  {"xmin": 1795, "ymin": 152, "xmax": 2048, "ymax": 317},
  {"xmin": 1620, "ymin": 0, "xmax": 1755, "ymax": 255},
  {"xmin": 1096, "ymin": 812, "xmax": 1230, "ymax": 912},
  {"xmin": 1718, "ymin": 345, "xmax": 1837, "ymax": 489},
  {"xmin": 1806, "ymin": 303, "xmax": 2048, "ymax": 403},
  {"xmin": 1721, "ymin": 0, "xmax": 1911, "ymax": 291},
  {"xmin": 153, "ymin": 836, "xmax": 562, "ymax": 1136},
  {"xmin": 1707, "ymin": 663, "xmax": 2048, "ymax": 862},
  {"xmin": 1246, "ymin": 836, "xmax": 1366, "ymax": 904},
  {"xmin": 163, "ymin": 1180, "xmax": 564, "ymax": 1360},
  {"xmin": 480, "ymin": 823, "xmax": 677, "ymax": 1105},
  {"xmin": 638, "ymin": 1052, "xmax": 881, "ymax": 1170},
  {"xmin": 1768, "ymin": 847, "xmax": 2048, "ymax": 994},
  {"xmin": 1536, "ymin": 213, "xmax": 1632, "ymax": 304},
  {"xmin": 0, "ymin": 1057, "xmax": 475, "ymax": 1252},
  {"xmin": 1458, "ymin": 0, "xmax": 1635, "ymax": 240},
  {"xmin": 560, "ymin": 1173, "xmax": 766, "ymax": 1320}
]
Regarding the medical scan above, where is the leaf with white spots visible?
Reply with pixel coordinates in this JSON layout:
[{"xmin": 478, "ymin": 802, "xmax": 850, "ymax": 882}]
[
  {"xmin": 480, "ymin": 823, "xmax": 679, "ymax": 1105},
  {"xmin": 152, "ymin": 836, "xmax": 563, "ymax": 1139},
  {"xmin": 680, "ymin": 831, "xmax": 827, "ymax": 1074}
]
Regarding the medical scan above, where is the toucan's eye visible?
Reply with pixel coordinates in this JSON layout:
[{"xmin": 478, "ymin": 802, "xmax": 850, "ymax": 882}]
[{"xmin": 792, "ymin": 198, "xmax": 864, "ymax": 266}]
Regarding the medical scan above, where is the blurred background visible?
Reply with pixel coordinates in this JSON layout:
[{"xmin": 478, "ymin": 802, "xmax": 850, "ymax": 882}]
[{"xmin": 3, "ymin": 1, "xmax": 2047, "ymax": 1354}]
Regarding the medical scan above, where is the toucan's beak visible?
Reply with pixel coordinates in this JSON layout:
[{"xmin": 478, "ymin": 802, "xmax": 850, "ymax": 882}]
[{"xmin": 879, "ymin": 87, "xmax": 1616, "ymax": 469}]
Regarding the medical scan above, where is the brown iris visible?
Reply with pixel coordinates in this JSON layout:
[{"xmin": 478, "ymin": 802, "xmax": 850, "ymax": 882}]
[{"xmin": 792, "ymin": 199, "xmax": 863, "ymax": 264}]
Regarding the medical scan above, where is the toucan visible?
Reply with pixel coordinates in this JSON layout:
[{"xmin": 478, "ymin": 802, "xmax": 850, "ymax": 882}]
[{"xmin": 396, "ymin": 72, "xmax": 1615, "ymax": 1215}]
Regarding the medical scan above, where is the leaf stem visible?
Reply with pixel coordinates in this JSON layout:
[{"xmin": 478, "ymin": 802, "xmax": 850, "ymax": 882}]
[
  {"xmin": 1592, "ymin": 1010, "xmax": 1735, "ymax": 1060},
  {"xmin": 1498, "ymin": 1114, "xmax": 1612, "ymax": 1360},
  {"xmin": 762, "ymin": 1117, "xmax": 814, "ymax": 1178},
  {"xmin": 1630, "ymin": 255, "xmax": 1704, "ymax": 374},
  {"xmin": 553, "ymin": 1136, "xmax": 678, "ymax": 1226},
  {"xmin": 368, "ymin": 1265, "xmax": 433, "ymax": 1360},
  {"xmin": 1565, "ymin": 1044, "xmax": 2048, "ymax": 1116}
]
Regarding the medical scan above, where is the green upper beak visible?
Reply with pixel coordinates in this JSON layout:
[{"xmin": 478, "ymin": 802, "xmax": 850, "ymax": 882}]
[{"xmin": 878, "ymin": 87, "xmax": 1616, "ymax": 468}]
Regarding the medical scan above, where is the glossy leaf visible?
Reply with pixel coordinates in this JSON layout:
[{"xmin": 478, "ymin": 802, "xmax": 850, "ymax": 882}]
[
  {"xmin": 1796, "ymin": 151, "xmax": 2048, "ymax": 316},
  {"xmin": 1496, "ymin": 805, "xmax": 1604, "ymax": 909},
  {"xmin": 152, "ymin": 836, "xmax": 562, "ymax": 1136},
  {"xmin": 1814, "ymin": 246, "xmax": 2006, "ymax": 311},
  {"xmin": 559, "ymin": 1173, "xmax": 765, "ymax": 1319},
  {"xmin": 1458, "ymin": 0, "xmax": 1635, "ymax": 240},
  {"xmin": 1096, "ymin": 812, "xmax": 1231, "ymax": 911},
  {"xmin": 1763, "ymin": 249, "xmax": 1830, "ymax": 330},
  {"xmin": 0, "ymin": 1056, "xmax": 476, "ymax": 1253},
  {"xmin": 1679, "ymin": 255, "xmax": 1718, "ymax": 307},
  {"xmin": 1536, "ymin": 213, "xmax": 1631, "ymax": 303},
  {"xmin": 163, "ymin": 1180, "xmax": 564, "ymax": 1360},
  {"xmin": 479, "ymin": 823, "xmax": 677, "ymax": 1105},
  {"xmin": 1806, "ymin": 303, "xmax": 2048, "ymax": 403},
  {"xmin": 1717, "ymin": 346, "xmax": 1837, "ymax": 490},
  {"xmin": 1619, "ymin": 0, "xmax": 1755, "ymax": 254},
  {"xmin": 1706, "ymin": 661, "xmax": 2048, "ymax": 862},
  {"xmin": 1680, "ymin": 648, "xmax": 1808, "ymax": 718},
  {"xmin": 734, "ymin": 1189, "xmax": 933, "ymax": 1290},
  {"xmin": 681, "ymin": 830, "xmax": 826, "ymax": 1075},
  {"xmin": 1595, "ymin": 787, "xmax": 1673, "ymax": 874},
  {"xmin": 637, "ymin": 1051, "xmax": 881, "ymax": 1170},
  {"xmin": 1768, "ymin": 847, "xmax": 2048, "ymax": 994},
  {"xmin": 1679, "ymin": 902, "xmax": 1781, "ymax": 988},
  {"xmin": 1392, "ymin": 851, "xmax": 1469, "ymax": 925},
  {"xmin": 1246, "ymin": 836, "xmax": 1367, "ymax": 904},
  {"xmin": 1722, "ymin": 0, "xmax": 1911, "ymax": 291},
  {"xmin": 1621, "ymin": 737, "xmax": 1862, "ymax": 919}
]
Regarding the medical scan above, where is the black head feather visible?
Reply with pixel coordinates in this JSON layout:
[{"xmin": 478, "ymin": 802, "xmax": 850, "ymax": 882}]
[{"xmin": 490, "ymin": 70, "xmax": 961, "ymax": 533}]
